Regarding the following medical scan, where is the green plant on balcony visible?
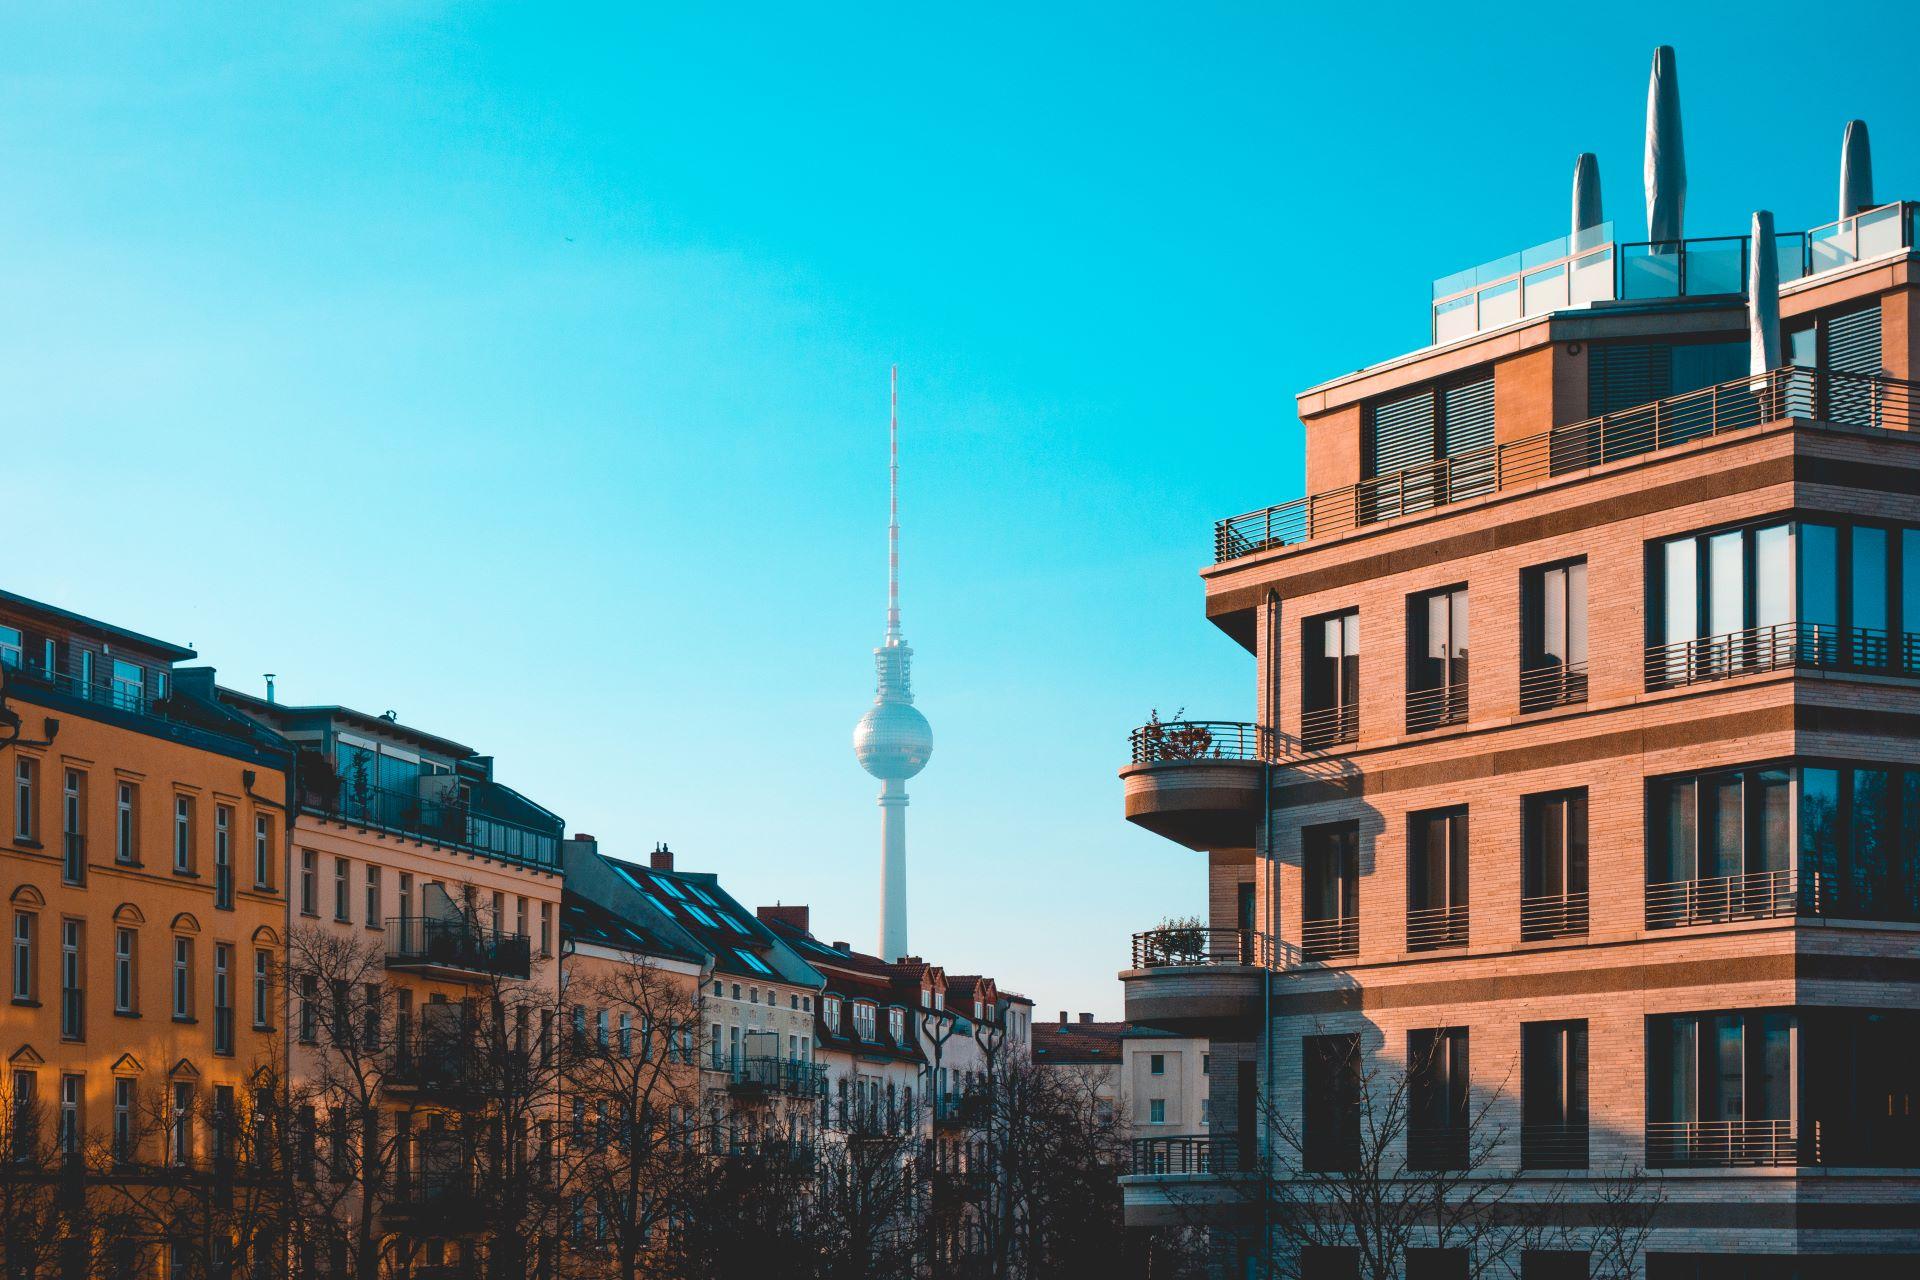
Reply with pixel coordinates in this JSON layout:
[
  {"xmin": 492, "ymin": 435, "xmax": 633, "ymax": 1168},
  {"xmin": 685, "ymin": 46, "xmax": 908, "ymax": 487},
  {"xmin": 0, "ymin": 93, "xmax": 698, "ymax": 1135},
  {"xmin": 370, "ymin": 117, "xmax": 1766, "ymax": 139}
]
[{"xmin": 1146, "ymin": 914, "xmax": 1208, "ymax": 966}]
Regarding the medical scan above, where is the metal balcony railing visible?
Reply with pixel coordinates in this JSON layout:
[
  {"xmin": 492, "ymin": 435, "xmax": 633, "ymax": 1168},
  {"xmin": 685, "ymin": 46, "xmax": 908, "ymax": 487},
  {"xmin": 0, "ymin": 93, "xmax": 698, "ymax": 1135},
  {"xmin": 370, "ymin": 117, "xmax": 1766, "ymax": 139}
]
[
  {"xmin": 1646, "ymin": 1119, "xmax": 1797, "ymax": 1168},
  {"xmin": 728, "ymin": 1056, "xmax": 826, "ymax": 1097},
  {"xmin": 1520, "ymin": 1122, "xmax": 1589, "ymax": 1170},
  {"xmin": 1519, "ymin": 891, "xmax": 1588, "ymax": 941},
  {"xmin": 1407, "ymin": 1125, "xmax": 1470, "ymax": 1171},
  {"xmin": 1645, "ymin": 622, "xmax": 1920, "ymax": 690},
  {"xmin": 1645, "ymin": 870, "xmax": 1796, "ymax": 929},
  {"xmin": 1519, "ymin": 661, "xmax": 1588, "ymax": 713},
  {"xmin": 301, "ymin": 767, "xmax": 561, "ymax": 872},
  {"xmin": 385, "ymin": 916, "xmax": 532, "ymax": 980},
  {"xmin": 1214, "ymin": 368, "xmax": 1919, "ymax": 562},
  {"xmin": 1299, "ymin": 703, "xmax": 1358, "ymax": 750},
  {"xmin": 1129, "ymin": 1134, "xmax": 1242, "ymax": 1176},
  {"xmin": 1131, "ymin": 926, "xmax": 1275, "ymax": 969},
  {"xmin": 1300, "ymin": 915, "xmax": 1359, "ymax": 961},
  {"xmin": 1405, "ymin": 682, "xmax": 1468, "ymax": 733},
  {"xmin": 932, "ymin": 1090, "xmax": 986, "ymax": 1128},
  {"xmin": 1128, "ymin": 719, "xmax": 1271, "ymax": 765},
  {"xmin": 1406, "ymin": 904, "xmax": 1469, "ymax": 952}
]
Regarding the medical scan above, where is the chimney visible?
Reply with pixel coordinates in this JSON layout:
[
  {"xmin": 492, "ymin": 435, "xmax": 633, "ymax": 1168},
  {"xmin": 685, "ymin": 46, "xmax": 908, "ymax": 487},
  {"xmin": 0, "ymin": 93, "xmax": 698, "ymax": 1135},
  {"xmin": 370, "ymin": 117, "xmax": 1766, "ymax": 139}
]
[
  {"xmin": 1079, "ymin": 1012, "xmax": 1094, "ymax": 1024},
  {"xmin": 832, "ymin": 941, "xmax": 852, "ymax": 953},
  {"xmin": 263, "ymin": 673, "xmax": 276, "ymax": 704},
  {"xmin": 1059, "ymin": 1010, "xmax": 1069, "ymax": 1025},
  {"xmin": 758, "ymin": 904, "xmax": 811, "ymax": 933},
  {"xmin": 650, "ymin": 842, "xmax": 673, "ymax": 872},
  {"xmin": 573, "ymin": 833, "xmax": 596, "ymax": 844}
]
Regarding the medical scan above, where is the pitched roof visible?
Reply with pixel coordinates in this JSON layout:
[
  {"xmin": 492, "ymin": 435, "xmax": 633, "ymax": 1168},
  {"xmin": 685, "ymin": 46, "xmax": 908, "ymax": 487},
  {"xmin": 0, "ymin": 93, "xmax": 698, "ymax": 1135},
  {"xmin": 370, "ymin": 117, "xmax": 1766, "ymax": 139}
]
[{"xmin": 1031, "ymin": 1020, "xmax": 1130, "ymax": 1065}]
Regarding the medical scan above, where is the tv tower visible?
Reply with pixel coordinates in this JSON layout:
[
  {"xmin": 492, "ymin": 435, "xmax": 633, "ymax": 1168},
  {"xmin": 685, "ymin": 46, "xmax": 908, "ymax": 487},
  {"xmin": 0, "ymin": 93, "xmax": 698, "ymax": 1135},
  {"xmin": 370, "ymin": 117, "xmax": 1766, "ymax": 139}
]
[{"xmin": 852, "ymin": 366, "xmax": 932, "ymax": 962}]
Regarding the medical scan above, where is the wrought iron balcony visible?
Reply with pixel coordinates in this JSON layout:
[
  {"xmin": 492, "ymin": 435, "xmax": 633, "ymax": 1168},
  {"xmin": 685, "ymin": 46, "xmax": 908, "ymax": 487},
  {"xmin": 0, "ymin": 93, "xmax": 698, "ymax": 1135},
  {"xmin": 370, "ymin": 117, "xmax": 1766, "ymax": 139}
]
[
  {"xmin": 1128, "ymin": 719, "xmax": 1271, "ymax": 764},
  {"xmin": 932, "ymin": 1089, "xmax": 986, "ymax": 1129},
  {"xmin": 1131, "ymin": 926, "xmax": 1274, "ymax": 970},
  {"xmin": 726, "ymin": 1056, "xmax": 825, "ymax": 1098},
  {"xmin": 385, "ymin": 917, "xmax": 531, "ymax": 981},
  {"xmin": 1646, "ymin": 1119, "xmax": 1797, "ymax": 1168},
  {"xmin": 1520, "ymin": 891, "xmax": 1588, "ymax": 941},
  {"xmin": 1406, "ymin": 904, "xmax": 1469, "ymax": 952},
  {"xmin": 1215, "ymin": 368, "xmax": 1919, "ymax": 562},
  {"xmin": 1128, "ymin": 1134, "xmax": 1244, "ymax": 1177}
]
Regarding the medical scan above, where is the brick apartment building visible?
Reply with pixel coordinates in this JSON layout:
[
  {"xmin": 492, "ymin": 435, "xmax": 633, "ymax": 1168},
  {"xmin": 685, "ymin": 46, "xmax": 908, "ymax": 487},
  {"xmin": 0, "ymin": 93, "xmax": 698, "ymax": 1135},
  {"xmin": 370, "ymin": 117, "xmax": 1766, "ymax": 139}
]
[{"xmin": 1118, "ymin": 52, "xmax": 1920, "ymax": 1280}]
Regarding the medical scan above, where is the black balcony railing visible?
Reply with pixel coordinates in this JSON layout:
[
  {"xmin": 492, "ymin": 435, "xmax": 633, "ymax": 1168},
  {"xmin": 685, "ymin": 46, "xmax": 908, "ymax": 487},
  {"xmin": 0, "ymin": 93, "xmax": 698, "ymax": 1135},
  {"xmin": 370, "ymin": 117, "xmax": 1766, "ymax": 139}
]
[
  {"xmin": 1405, "ymin": 683, "xmax": 1468, "ymax": 733},
  {"xmin": 1300, "ymin": 915, "xmax": 1359, "ymax": 961},
  {"xmin": 385, "ymin": 917, "xmax": 531, "ymax": 980},
  {"xmin": 1520, "ymin": 891, "xmax": 1588, "ymax": 941},
  {"xmin": 389, "ymin": 1035, "xmax": 476, "ymax": 1093},
  {"xmin": 1646, "ymin": 1119, "xmax": 1797, "ymax": 1168},
  {"xmin": 1644, "ymin": 621, "xmax": 1920, "ymax": 690},
  {"xmin": 1645, "ymin": 870, "xmax": 1797, "ymax": 929},
  {"xmin": 1300, "ymin": 703, "xmax": 1358, "ymax": 750},
  {"xmin": 1128, "ymin": 720, "xmax": 1271, "ymax": 765},
  {"xmin": 1407, "ymin": 1125, "xmax": 1470, "ymax": 1171},
  {"xmin": 62, "ymin": 833, "xmax": 85, "ymax": 885},
  {"xmin": 727, "ymin": 1057, "xmax": 826, "ymax": 1098},
  {"xmin": 1520, "ymin": 1122, "xmax": 1589, "ymax": 1170},
  {"xmin": 1215, "ymin": 368, "xmax": 1920, "ymax": 562},
  {"xmin": 1406, "ymin": 904, "xmax": 1469, "ymax": 952},
  {"xmin": 1129, "ymin": 1134, "xmax": 1243, "ymax": 1176},
  {"xmin": 1519, "ymin": 662, "xmax": 1588, "ymax": 713},
  {"xmin": 299, "ymin": 759, "xmax": 561, "ymax": 872},
  {"xmin": 1130, "ymin": 926, "xmax": 1275, "ymax": 969},
  {"xmin": 932, "ymin": 1090, "xmax": 986, "ymax": 1128}
]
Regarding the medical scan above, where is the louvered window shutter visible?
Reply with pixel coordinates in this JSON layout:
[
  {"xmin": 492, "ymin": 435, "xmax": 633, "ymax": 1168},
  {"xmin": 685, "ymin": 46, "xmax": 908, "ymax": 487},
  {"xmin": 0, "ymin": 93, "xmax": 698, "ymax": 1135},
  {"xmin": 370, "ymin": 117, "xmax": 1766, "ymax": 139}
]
[
  {"xmin": 1587, "ymin": 344, "xmax": 1674, "ymax": 417},
  {"xmin": 1366, "ymin": 389, "xmax": 1436, "ymax": 480},
  {"xmin": 1825, "ymin": 305, "xmax": 1883, "ymax": 427}
]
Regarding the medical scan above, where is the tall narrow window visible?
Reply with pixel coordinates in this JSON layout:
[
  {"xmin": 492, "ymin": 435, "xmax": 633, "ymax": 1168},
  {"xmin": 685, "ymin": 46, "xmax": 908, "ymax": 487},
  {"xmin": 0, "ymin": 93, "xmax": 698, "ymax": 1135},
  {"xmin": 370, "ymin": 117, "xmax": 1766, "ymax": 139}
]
[
  {"xmin": 300, "ymin": 851, "xmax": 317, "ymax": 916},
  {"xmin": 213, "ymin": 806, "xmax": 233, "ymax": 910},
  {"xmin": 12, "ymin": 911, "xmax": 35, "ymax": 1003},
  {"xmin": 253, "ymin": 950, "xmax": 272, "ymax": 1029},
  {"xmin": 1647, "ymin": 1010, "xmax": 1794, "ymax": 1167},
  {"xmin": 1303, "ymin": 610, "xmax": 1360, "ymax": 747},
  {"xmin": 212, "ymin": 944, "xmax": 233, "ymax": 1056},
  {"xmin": 113, "ymin": 1078, "xmax": 135, "ymax": 1163},
  {"xmin": 1302, "ymin": 1034, "xmax": 1361, "ymax": 1172},
  {"xmin": 61, "ymin": 770, "xmax": 85, "ymax": 885},
  {"xmin": 169, "ymin": 1081, "xmax": 193, "ymax": 1166},
  {"xmin": 117, "ymin": 784, "xmax": 137, "ymax": 864},
  {"xmin": 115, "ymin": 928, "xmax": 136, "ymax": 1013},
  {"xmin": 173, "ymin": 796, "xmax": 193, "ymax": 874},
  {"xmin": 299, "ymin": 974, "xmax": 318, "ymax": 1044},
  {"xmin": 58, "ymin": 1074, "xmax": 81, "ymax": 1155},
  {"xmin": 1521, "ymin": 1021, "xmax": 1588, "ymax": 1169},
  {"xmin": 1407, "ymin": 807, "xmax": 1469, "ymax": 951},
  {"xmin": 253, "ymin": 815, "xmax": 273, "ymax": 890},
  {"xmin": 172, "ymin": 938, "xmax": 193, "ymax": 1020},
  {"xmin": 1521, "ymin": 790, "xmax": 1588, "ymax": 939},
  {"xmin": 1408, "ymin": 1027, "xmax": 1470, "ymax": 1170},
  {"xmin": 14, "ymin": 757, "xmax": 37, "ymax": 843},
  {"xmin": 60, "ymin": 920, "xmax": 83, "ymax": 1040},
  {"xmin": 1407, "ymin": 586, "xmax": 1469, "ymax": 731},
  {"xmin": 1301, "ymin": 822, "xmax": 1359, "ymax": 959},
  {"xmin": 365, "ymin": 865, "xmax": 381, "ymax": 927},
  {"xmin": 1521, "ymin": 560, "xmax": 1588, "ymax": 710},
  {"xmin": 333, "ymin": 857, "xmax": 350, "ymax": 922}
]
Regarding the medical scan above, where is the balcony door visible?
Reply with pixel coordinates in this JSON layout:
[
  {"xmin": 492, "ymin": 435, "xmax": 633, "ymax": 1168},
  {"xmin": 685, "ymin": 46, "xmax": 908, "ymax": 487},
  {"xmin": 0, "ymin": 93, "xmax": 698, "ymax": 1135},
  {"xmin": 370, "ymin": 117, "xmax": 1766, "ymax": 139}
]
[
  {"xmin": 1407, "ymin": 807, "xmax": 1468, "ymax": 951},
  {"xmin": 1647, "ymin": 1011, "xmax": 1794, "ymax": 1166},
  {"xmin": 1520, "ymin": 1020, "xmax": 1588, "ymax": 1169},
  {"xmin": 1302, "ymin": 612, "xmax": 1359, "ymax": 747},
  {"xmin": 1522, "ymin": 790, "xmax": 1587, "ymax": 939},
  {"xmin": 1521, "ymin": 560, "xmax": 1587, "ymax": 710},
  {"xmin": 1301, "ymin": 822, "xmax": 1358, "ymax": 959},
  {"xmin": 1407, "ymin": 587, "xmax": 1468, "ymax": 731}
]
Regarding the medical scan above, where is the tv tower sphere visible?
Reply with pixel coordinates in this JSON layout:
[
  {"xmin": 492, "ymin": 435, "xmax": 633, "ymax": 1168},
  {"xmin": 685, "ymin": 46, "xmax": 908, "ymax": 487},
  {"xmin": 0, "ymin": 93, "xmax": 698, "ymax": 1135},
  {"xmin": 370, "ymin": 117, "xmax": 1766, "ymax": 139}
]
[{"xmin": 854, "ymin": 658, "xmax": 933, "ymax": 780}]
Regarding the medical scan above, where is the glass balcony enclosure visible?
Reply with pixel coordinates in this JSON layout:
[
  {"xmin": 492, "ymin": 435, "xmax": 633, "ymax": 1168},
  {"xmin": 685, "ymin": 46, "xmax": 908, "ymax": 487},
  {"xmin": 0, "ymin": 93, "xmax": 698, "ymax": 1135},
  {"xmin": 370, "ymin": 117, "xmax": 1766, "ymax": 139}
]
[{"xmin": 1430, "ymin": 201, "xmax": 1916, "ymax": 345}]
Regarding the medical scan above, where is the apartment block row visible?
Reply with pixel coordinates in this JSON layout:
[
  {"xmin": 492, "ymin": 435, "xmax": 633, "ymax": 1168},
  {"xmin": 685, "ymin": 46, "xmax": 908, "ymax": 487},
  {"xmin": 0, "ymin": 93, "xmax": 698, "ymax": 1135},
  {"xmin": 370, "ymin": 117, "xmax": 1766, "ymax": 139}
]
[{"xmin": 0, "ymin": 587, "xmax": 1032, "ymax": 1278}]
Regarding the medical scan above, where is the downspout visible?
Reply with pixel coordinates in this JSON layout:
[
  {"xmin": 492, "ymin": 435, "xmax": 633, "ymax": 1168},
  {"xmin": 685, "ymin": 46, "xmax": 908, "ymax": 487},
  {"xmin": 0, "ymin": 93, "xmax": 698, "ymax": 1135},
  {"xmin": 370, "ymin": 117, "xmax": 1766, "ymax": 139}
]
[{"xmin": 1262, "ymin": 588, "xmax": 1279, "ymax": 1278}]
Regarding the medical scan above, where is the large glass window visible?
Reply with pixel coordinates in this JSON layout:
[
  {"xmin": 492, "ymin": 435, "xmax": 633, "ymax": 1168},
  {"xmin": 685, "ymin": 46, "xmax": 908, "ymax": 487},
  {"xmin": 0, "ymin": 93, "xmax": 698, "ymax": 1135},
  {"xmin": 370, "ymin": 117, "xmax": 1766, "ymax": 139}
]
[
  {"xmin": 1302, "ymin": 611, "xmax": 1359, "ymax": 748},
  {"xmin": 1647, "ymin": 766, "xmax": 1792, "ymax": 925},
  {"xmin": 1521, "ymin": 1020, "xmax": 1588, "ymax": 1169},
  {"xmin": 1407, "ymin": 587, "xmax": 1468, "ymax": 731},
  {"xmin": 1646, "ymin": 1011, "xmax": 1794, "ymax": 1167},
  {"xmin": 1522, "ymin": 790, "xmax": 1588, "ymax": 939},
  {"xmin": 1407, "ymin": 807, "xmax": 1468, "ymax": 950},
  {"xmin": 1408, "ymin": 1027, "xmax": 1469, "ymax": 1170},
  {"xmin": 1301, "ymin": 822, "xmax": 1358, "ymax": 960},
  {"xmin": 1520, "ymin": 560, "xmax": 1587, "ymax": 710},
  {"xmin": 1301, "ymin": 1034, "xmax": 1360, "ymax": 1172}
]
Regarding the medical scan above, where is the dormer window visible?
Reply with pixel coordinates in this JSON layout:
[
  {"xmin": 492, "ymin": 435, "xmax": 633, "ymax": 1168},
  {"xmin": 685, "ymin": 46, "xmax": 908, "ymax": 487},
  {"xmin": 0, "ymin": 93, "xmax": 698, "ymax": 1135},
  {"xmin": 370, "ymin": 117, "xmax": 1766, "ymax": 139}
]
[
  {"xmin": 853, "ymin": 1002, "xmax": 877, "ymax": 1042},
  {"xmin": 824, "ymin": 996, "xmax": 841, "ymax": 1031},
  {"xmin": 889, "ymin": 1007, "xmax": 906, "ymax": 1045}
]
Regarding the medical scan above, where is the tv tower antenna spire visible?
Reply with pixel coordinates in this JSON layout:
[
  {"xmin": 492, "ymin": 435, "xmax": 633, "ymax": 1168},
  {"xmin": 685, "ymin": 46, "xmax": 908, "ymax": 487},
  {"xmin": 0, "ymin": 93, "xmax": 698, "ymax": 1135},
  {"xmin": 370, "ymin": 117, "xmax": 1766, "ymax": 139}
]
[{"xmin": 887, "ymin": 364, "xmax": 902, "ymax": 645}]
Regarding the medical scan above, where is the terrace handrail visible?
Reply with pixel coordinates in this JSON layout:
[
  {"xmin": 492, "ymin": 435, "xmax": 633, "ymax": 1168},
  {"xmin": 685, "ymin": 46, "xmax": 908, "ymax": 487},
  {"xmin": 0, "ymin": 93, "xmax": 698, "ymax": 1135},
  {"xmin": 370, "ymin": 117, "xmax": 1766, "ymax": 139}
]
[
  {"xmin": 1128, "ymin": 719, "xmax": 1272, "ymax": 765},
  {"xmin": 1131, "ymin": 926, "xmax": 1275, "ymax": 970},
  {"xmin": 1128, "ymin": 1134, "xmax": 1244, "ymax": 1176},
  {"xmin": 1215, "ymin": 367, "xmax": 1919, "ymax": 563}
]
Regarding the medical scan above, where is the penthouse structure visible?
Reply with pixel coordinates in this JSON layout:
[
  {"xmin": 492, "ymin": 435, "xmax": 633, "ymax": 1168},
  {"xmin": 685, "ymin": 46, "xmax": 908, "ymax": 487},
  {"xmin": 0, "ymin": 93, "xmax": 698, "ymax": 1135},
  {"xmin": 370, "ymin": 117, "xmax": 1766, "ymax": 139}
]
[{"xmin": 1119, "ymin": 48, "xmax": 1920, "ymax": 1280}]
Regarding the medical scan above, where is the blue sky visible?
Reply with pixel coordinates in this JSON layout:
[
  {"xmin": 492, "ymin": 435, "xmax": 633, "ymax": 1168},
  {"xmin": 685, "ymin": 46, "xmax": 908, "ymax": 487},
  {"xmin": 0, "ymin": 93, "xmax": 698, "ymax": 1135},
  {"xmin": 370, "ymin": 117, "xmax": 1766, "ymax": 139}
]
[{"xmin": 2, "ymin": 4, "xmax": 1915, "ymax": 1015}]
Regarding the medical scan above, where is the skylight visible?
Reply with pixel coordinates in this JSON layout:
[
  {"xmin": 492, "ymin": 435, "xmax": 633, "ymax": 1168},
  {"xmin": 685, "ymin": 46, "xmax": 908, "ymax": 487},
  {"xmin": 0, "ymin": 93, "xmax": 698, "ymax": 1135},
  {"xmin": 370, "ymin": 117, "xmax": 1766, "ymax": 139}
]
[{"xmin": 734, "ymin": 948, "xmax": 773, "ymax": 975}]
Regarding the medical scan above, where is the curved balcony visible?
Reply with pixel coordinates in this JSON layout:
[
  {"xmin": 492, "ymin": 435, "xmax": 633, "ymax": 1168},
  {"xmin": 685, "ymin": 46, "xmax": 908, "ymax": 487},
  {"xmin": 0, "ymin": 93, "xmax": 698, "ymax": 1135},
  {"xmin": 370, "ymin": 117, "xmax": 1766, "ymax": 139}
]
[
  {"xmin": 1122, "ymin": 926, "xmax": 1272, "ymax": 1039},
  {"xmin": 1120, "ymin": 1135, "xmax": 1259, "ymax": 1228},
  {"xmin": 1121, "ymin": 720, "xmax": 1267, "ymax": 852}
]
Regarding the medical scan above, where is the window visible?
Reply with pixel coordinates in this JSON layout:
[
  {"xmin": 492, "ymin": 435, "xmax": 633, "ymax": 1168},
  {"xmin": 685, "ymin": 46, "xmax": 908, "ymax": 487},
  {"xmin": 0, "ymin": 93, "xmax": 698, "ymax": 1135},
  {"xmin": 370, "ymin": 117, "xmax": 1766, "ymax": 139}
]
[
  {"xmin": 253, "ymin": 950, "xmax": 272, "ymax": 1029},
  {"xmin": 1407, "ymin": 806, "xmax": 1469, "ymax": 950},
  {"xmin": 733, "ymin": 948, "xmax": 774, "ymax": 976},
  {"xmin": 300, "ymin": 974, "xmax": 317, "ymax": 1043},
  {"xmin": 540, "ymin": 902, "xmax": 552, "ymax": 957},
  {"xmin": 212, "ymin": 945, "xmax": 233, "ymax": 1055},
  {"xmin": 61, "ymin": 770, "xmax": 84, "ymax": 884},
  {"xmin": 213, "ymin": 806, "xmax": 233, "ymax": 909},
  {"xmin": 60, "ymin": 920, "xmax": 82, "ymax": 1039},
  {"xmin": 853, "ymin": 1002, "xmax": 877, "ymax": 1041},
  {"xmin": 254, "ymin": 815, "xmax": 273, "ymax": 890},
  {"xmin": 1647, "ymin": 765, "xmax": 1793, "ymax": 926},
  {"xmin": 1302, "ymin": 821, "xmax": 1359, "ymax": 959},
  {"xmin": 1784, "ymin": 302, "xmax": 1884, "ymax": 426},
  {"xmin": 1363, "ymin": 369, "xmax": 1494, "ymax": 490},
  {"xmin": 172, "ymin": 938, "xmax": 194, "ymax": 1020},
  {"xmin": 824, "ymin": 996, "xmax": 841, "ymax": 1032},
  {"xmin": 10, "ymin": 1070, "xmax": 35, "ymax": 1160},
  {"xmin": 114, "ymin": 1078, "xmax": 135, "ymax": 1163},
  {"xmin": 1648, "ymin": 520, "xmax": 1800, "ymax": 686},
  {"xmin": 12, "ymin": 911, "xmax": 35, "ymax": 1003},
  {"xmin": 117, "ymin": 783, "xmax": 137, "ymax": 864},
  {"xmin": 300, "ymin": 850, "xmax": 317, "ymax": 916},
  {"xmin": 1148, "ymin": 1098, "xmax": 1166, "ymax": 1124},
  {"xmin": 1585, "ymin": 339, "xmax": 1745, "ymax": 420},
  {"xmin": 1303, "ymin": 1034, "xmax": 1361, "ymax": 1171},
  {"xmin": 1408, "ymin": 1027, "xmax": 1470, "ymax": 1169},
  {"xmin": 0, "ymin": 624, "xmax": 19, "ymax": 668},
  {"xmin": 115, "ymin": 928, "xmax": 136, "ymax": 1013},
  {"xmin": 1522, "ymin": 790, "xmax": 1588, "ymax": 939},
  {"xmin": 333, "ymin": 857, "xmax": 350, "ymax": 922},
  {"xmin": 59, "ymin": 1073, "xmax": 81, "ymax": 1155},
  {"xmin": 14, "ymin": 756, "xmax": 37, "ymax": 843},
  {"xmin": 1646, "ymin": 1010, "xmax": 1793, "ymax": 1167},
  {"xmin": 1407, "ymin": 585, "xmax": 1469, "ymax": 731},
  {"xmin": 1521, "ymin": 560, "xmax": 1588, "ymax": 710},
  {"xmin": 173, "ymin": 795, "xmax": 194, "ymax": 874},
  {"xmin": 169, "ymin": 1081, "xmax": 193, "ymax": 1166},
  {"xmin": 364, "ymin": 865, "xmax": 381, "ymax": 927},
  {"xmin": 1521, "ymin": 1020, "xmax": 1588, "ymax": 1169},
  {"xmin": 619, "ymin": 1012, "xmax": 632, "ymax": 1056},
  {"xmin": 1302, "ymin": 610, "xmax": 1360, "ymax": 747},
  {"xmin": 1149, "ymin": 1053, "xmax": 1165, "ymax": 1076},
  {"xmin": 110, "ymin": 659, "xmax": 144, "ymax": 711}
]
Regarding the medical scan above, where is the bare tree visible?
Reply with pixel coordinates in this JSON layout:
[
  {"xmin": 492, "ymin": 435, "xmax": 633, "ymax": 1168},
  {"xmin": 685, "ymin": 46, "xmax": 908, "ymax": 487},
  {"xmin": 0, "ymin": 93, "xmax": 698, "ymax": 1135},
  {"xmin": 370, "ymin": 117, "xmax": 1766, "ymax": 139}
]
[
  {"xmin": 0, "ymin": 1077, "xmax": 88, "ymax": 1278},
  {"xmin": 812, "ymin": 1091, "xmax": 925, "ymax": 1280}
]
